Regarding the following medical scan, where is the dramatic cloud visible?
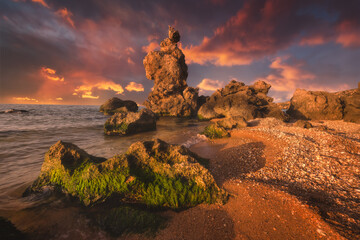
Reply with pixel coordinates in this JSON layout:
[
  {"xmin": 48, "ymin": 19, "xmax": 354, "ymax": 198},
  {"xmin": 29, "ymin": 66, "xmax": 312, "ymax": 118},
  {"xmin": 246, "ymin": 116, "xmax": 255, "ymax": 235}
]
[
  {"xmin": 31, "ymin": 0, "xmax": 49, "ymax": 8},
  {"xmin": 336, "ymin": 20, "xmax": 360, "ymax": 47},
  {"xmin": 55, "ymin": 97, "xmax": 63, "ymax": 101},
  {"xmin": 40, "ymin": 67, "xmax": 64, "ymax": 82},
  {"xmin": 125, "ymin": 82, "xmax": 144, "ymax": 92},
  {"xmin": 256, "ymin": 56, "xmax": 315, "ymax": 93},
  {"xmin": 142, "ymin": 42, "xmax": 159, "ymax": 53},
  {"xmin": 74, "ymin": 81, "xmax": 124, "ymax": 99}
]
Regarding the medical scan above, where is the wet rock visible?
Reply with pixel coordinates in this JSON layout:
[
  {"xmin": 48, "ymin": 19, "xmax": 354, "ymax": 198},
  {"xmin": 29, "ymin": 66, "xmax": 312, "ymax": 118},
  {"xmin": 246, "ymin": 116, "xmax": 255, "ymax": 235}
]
[
  {"xmin": 26, "ymin": 139, "xmax": 227, "ymax": 208},
  {"xmin": 99, "ymin": 97, "xmax": 138, "ymax": 115},
  {"xmin": 104, "ymin": 109, "xmax": 156, "ymax": 136},
  {"xmin": 0, "ymin": 109, "xmax": 29, "ymax": 114},
  {"xmin": 198, "ymin": 80, "xmax": 287, "ymax": 121},
  {"xmin": 143, "ymin": 26, "xmax": 199, "ymax": 117}
]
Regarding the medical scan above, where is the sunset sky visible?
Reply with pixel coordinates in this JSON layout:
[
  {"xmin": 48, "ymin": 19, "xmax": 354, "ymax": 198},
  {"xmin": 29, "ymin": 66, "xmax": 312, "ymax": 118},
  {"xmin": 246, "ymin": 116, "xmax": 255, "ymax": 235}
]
[{"xmin": 1, "ymin": 0, "xmax": 360, "ymax": 105}]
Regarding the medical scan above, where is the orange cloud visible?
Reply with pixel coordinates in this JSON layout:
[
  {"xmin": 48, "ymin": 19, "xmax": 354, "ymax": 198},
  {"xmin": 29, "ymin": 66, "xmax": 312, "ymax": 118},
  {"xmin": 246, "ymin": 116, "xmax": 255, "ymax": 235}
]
[
  {"xmin": 40, "ymin": 67, "xmax": 64, "ymax": 82},
  {"xmin": 256, "ymin": 56, "xmax": 315, "ymax": 92},
  {"xmin": 74, "ymin": 81, "xmax": 124, "ymax": 99},
  {"xmin": 197, "ymin": 78, "xmax": 224, "ymax": 92},
  {"xmin": 56, "ymin": 8, "xmax": 75, "ymax": 28},
  {"xmin": 300, "ymin": 35, "xmax": 326, "ymax": 46},
  {"xmin": 13, "ymin": 97, "xmax": 39, "ymax": 102},
  {"xmin": 55, "ymin": 97, "xmax": 63, "ymax": 101},
  {"xmin": 142, "ymin": 42, "xmax": 159, "ymax": 53},
  {"xmin": 125, "ymin": 82, "xmax": 144, "ymax": 92},
  {"xmin": 31, "ymin": 0, "xmax": 49, "ymax": 8},
  {"xmin": 127, "ymin": 57, "xmax": 135, "ymax": 65},
  {"xmin": 336, "ymin": 20, "xmax": 360, "ymax": 47}
]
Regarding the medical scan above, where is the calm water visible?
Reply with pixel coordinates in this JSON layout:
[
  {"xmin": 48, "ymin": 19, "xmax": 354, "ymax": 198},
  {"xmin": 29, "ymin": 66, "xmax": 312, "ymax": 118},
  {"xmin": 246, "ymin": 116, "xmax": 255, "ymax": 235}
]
[{"xmin": 0, "ymin": 104, "xmax": 208, "ymax": 239}]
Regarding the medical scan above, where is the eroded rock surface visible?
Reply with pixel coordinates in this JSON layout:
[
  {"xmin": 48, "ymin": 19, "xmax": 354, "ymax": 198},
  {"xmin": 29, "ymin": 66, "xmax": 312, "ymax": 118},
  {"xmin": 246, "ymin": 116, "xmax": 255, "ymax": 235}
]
[
  {"xmin": 26, "ymin": 139, "xmax": 227, "ymax": 208},
  {"xmin": 198, "ymin": 80, "xmax": 287, "ymax": 121},
  {"xmin": 99, "ymin": 97, "xmax": 138, "ymax": 115},
  {"xmin": 287, "ymin": 86, "xmax": 360, "ymax": 123},
  {"xmin": 143, "ymin": 27, "xmax": 199, "ymax": 117},
  {"xmin": 104, "ymin": 108, "xmax": 156, "ymax": 136}
]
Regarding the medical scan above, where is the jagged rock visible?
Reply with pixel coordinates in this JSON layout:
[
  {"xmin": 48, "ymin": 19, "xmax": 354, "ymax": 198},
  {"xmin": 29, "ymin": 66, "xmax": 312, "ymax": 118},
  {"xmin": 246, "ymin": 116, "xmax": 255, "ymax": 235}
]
[
  {"xmin": 293, "ymin": 120, "xmax": 313, "ymax": 129},
  {"xmin": 100, "ymin": 97, "xmax": 138, "ymax": 115},
  {"xmin": 287, "ymin": 87, "xmax": 360, "ymax": 123},
  {"xmin": 287, "ymin": 89, "xmax": 343, "ymax": 120},
  {"xmin": 198, "ymin": 80, "xmax": 288, "ymax": 121},
  {"xmin": 26, "ymin": 139, "xmax": 227, "ymax": 208},
  {"xmin": 104, "ymin": 109, "xmax": 156, "ymax": 136},
  {"xmin": 143, "ymin": 26, "xmax": 199, "ymax": 117},
  {"xmin": 339, "ymin": 89, "xmax": 360, "ymax": 123},
  {"xmin": 276, "ymin": 101, "xmax": 290, "ymax": 110}
]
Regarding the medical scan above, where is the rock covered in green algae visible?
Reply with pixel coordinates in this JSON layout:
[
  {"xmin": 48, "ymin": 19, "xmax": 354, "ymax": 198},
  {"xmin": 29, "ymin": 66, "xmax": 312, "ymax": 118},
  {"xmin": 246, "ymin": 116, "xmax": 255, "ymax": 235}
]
[
  {"xmin": 201, "ymin": 124, "xmax": 229, "ymax": 139},
  {"xmin": 99, "ymin": 97, "xmax": 138, "ymax": 115},
  {"xmin": 104, "ymin": 108, "xmax": 156, "ymax": 136},
  {"xmin": 26, "ymin": 139, "xmax": 227, "ymax": 209}
]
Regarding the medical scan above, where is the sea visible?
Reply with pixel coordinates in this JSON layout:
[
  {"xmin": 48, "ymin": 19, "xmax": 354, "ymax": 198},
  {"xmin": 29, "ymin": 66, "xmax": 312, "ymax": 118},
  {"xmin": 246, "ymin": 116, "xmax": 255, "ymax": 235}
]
[{"xmin": 0, "ymin": 104, "xmax": 209, "ymax": 239}]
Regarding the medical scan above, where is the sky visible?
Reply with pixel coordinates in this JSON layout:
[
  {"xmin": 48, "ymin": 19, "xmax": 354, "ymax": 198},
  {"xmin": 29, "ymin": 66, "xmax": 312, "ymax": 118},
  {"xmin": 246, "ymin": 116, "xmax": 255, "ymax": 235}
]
[{"xmin": 1, "ymin": 0, "xmax": 360, "ymax": 105}]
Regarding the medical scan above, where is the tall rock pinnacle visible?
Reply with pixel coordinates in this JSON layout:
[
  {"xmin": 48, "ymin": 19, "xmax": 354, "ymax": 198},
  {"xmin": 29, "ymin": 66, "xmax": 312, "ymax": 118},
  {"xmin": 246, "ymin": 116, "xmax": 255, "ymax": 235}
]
[{"xmin": 143, "ymin": 26, "xmax": 199, "ymax": 117}]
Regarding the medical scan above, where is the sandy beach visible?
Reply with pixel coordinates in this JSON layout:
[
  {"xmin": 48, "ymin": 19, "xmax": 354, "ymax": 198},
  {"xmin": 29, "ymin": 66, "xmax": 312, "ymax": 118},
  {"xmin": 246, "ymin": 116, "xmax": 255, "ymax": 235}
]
[{"xmin": 119, "ymin": 118, "xmax": 359, "ymax": 240}]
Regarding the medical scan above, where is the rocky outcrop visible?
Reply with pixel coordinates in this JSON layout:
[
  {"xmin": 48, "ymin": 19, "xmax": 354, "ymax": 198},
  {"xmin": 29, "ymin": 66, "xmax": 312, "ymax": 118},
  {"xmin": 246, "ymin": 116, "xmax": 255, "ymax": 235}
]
[
  {"xmin": 293, "ymin": 120, "xmax": 313, "ymax": 129},
  {"xmin": 100, "ymin": 97, "xmax": 138, "ymax": 115},
  {"xmin": 287, "ymin": 86, "xmax": 360, "ymax": 123},
  {"xmin": 214, "ymin": 116, "xmax": 248, "ymax": 130},
  {"xmin": 26, "ymin": 140, "xmax": 227, "ymax": 208},
  {"xmin": 198, "ymin": 80, "xmax": 288, "ymax": 121},
  {"xmin": 104, "ymin": 109, "xmax": 156, "ymax": 136},
  {"xmin": 0, "ymin": 109, "xmax": 29, "ymax": 114},
  {"xmin": 143, "ymin": 27, "xmax": 199, "ymax": 117}
]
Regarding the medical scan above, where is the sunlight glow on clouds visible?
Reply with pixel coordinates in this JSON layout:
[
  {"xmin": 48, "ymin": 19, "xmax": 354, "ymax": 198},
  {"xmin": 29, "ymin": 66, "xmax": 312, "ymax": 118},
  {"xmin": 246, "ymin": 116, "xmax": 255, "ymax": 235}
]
[
  {"xmin": 125, "ymin": 82, "xmax": 144, "ymax": 92},
  {"xmin": 74, "ymin": 82, "xmax": 124, "ymax": 99},
  {"xmin": 13, "ymin": 97, "xmax": 39, "ymax": 102},
  {"xmin": 197, "ymin": 78, "xmax": 224, "ymax": 94},
  {"xmin": 56, "ymin": 8, "xmax": 75, "ymax": 28},
  {"xmin": 40, "ymin": 67, "xmax": 64, "ymax": 82}
]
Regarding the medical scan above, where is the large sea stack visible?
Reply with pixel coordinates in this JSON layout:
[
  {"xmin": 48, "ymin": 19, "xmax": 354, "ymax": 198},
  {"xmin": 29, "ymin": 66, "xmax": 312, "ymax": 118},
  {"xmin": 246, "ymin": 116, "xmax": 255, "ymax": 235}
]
[{"xmin": 143, "ymin": 27, "xmax": 199, "ymax": 117}]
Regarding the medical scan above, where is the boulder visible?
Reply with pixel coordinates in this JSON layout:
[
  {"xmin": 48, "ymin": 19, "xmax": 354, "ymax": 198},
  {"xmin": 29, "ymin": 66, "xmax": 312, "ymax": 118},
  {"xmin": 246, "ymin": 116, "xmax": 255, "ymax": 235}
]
[
  {"xmin": 143, "ymin": 26, "xmax": 199, "ymax": 117},
  {"xmin": 287, "ymin": 89, "xmax": 343, "ymax": 120},
  {"xmin": 287, "ymin": 87, "xmax": 360, "ymax": 123},
  {"xmin": 100, "ymin": 97, "xmax": 138, "ymax": 115},
  {"xmin": 104, "ymin": 109, "xmax": 156, "ymax": 136},
  {"xmin": 26, "ymin": 139, "xmax": 227, "ymax": 208},
  {"xmin": 201, "ymin": 124, "xmax": 229, "ymax": 139},
  {"xmin": 214, "ymin": 116, "xmax": 248, "ymax": 130},
  {"xmin": 0, "ymin": 109, "xmax": 29, "ymax": 114},
  {"xmin": 198, "ymin": 80, "xmax": 288, "ymax": 121}
]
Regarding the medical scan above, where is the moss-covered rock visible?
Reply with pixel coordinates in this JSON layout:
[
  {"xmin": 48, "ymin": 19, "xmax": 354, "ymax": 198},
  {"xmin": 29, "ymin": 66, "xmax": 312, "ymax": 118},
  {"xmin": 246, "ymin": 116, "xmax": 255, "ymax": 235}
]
[
  {"xmin": 26, "ymin": 139, "xmax": 227, "ymax": 209},
  {"xmin": 202, "ymin": 124, "xmax": 229, "ymax": 139},
  {"xmin": 100, "ymin": 97, "xmax": 138, "ymax": 115},
  {"xmin": 104, "ymin": 109, "xmax": 156, "ymax": 136}
]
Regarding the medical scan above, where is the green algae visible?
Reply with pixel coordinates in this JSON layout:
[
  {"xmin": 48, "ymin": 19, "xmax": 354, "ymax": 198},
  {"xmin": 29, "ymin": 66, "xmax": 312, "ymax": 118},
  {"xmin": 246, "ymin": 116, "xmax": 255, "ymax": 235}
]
[
  {"xmin": 104, "ymin": 121, "xmax": 129, "ymax": 135},
  {"xmin": 27, "ymin": 140, "xmax": 227, "ymax": 209},
  {"xmin": 202, "ymin": 124, "xmax": 229, "ymax": 139}
]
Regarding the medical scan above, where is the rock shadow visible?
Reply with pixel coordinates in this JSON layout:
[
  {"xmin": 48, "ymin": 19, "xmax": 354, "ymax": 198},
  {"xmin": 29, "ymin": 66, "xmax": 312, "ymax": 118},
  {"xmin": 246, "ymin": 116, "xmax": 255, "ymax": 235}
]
[{"xmin": 210, "ymin": 142, "xmax": 266, "ymax": 186}]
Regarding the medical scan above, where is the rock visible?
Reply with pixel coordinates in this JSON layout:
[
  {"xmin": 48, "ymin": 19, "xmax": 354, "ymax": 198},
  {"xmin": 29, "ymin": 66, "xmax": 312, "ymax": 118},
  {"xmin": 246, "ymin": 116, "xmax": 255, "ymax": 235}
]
[
  {"xmin": 287, "ymin": 89, "xmax": 343, "ymax": 120},
  {"xmin": 201, "ymin": 124, "xmax": 229, "ymax": 139},
  {"xmin": 198, "ymin": 80, "xmax": 288, "ymax": 121},
  {"xmin": 104, "ymin": 109, "xmax": 156, "ymax": 136},
  {"xmin": 26, "ymin": 139, "xmax": 227, "ymax": 208},
  {"xmin": 340, "ymin": 89, "xmax": 360, "ymax": 123},
  {"xmin": 293, "ymin": 120, "xmax": 313, "ymax": 129},
  {"xmin": 143, "ymin": 26, "xmax": 199, "ymax": 117},
  {"xmin": 287, "ymin": 87, "xmax": 360, "ymax": 123},
  {"xmin": 214, "ymin": 116, "xmax": 248, "ymax": 130},
  {"xmin": 99, "ymin": 97, "xmax": 138, "ymax": 115},
  {"xmin": 0, "ymin": 109, "xmax": 29, "ymax": 114}
]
